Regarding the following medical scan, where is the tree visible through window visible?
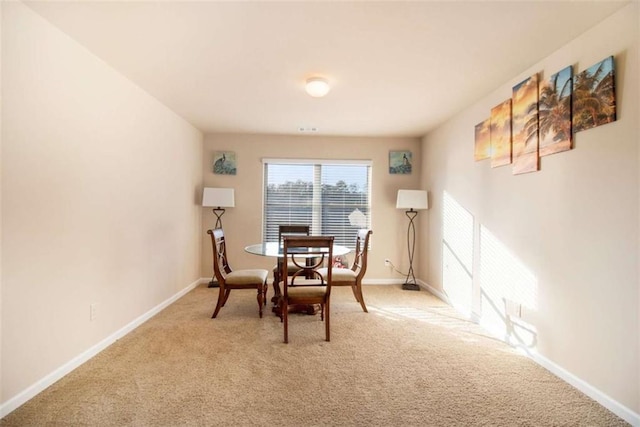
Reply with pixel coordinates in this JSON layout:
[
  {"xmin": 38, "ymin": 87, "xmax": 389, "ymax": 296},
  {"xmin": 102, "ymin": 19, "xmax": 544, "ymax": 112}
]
[{"xmin": 263, "ymin": 160, "xmax": 371, "ymax": 248}]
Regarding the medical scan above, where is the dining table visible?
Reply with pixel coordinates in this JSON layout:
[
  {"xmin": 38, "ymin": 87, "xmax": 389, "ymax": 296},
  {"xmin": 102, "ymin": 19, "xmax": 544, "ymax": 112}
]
[{"xmin": 244, "ymin": 241, "xmax": 351, "ymax": 316}]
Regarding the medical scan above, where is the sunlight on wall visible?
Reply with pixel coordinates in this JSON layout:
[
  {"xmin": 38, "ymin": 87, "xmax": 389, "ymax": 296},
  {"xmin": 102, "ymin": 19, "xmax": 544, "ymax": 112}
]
[
  {"xmin": 437, "ymin": 191, "xmax": 540, "ymax": 351},
  {"xmin": 479, "ymin": 225, "xmax": 539, "ymax": 349},
  {"xmin": 442, "ymin": 191, "xmax": 474, "ymax": 316},
  {"xmin": 443, "ymin": 245, "xmax": 473, "ymax": 316}
]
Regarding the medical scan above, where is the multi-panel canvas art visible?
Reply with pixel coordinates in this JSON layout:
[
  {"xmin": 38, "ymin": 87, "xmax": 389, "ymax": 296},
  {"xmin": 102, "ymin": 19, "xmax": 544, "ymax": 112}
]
[
  {"xmin": 474, "ymin": 118, "xmax": 491, "ymax": 161},
  {"xmin": 475, "ymin": 55, "xmax": 616, "ymax": 175},
  {"xmin": 512, "ymin": 74, "xmax": 539, "ymax": 175},
  {"xmin": 490, "ymin": 99, "xmax": 512, "ymax": 168},
  {"xmin": 573, "ymin": 56, "xmax": 616, "ymax": 133},
  {"xmin": 539, "ymin": 66, "xmax": 573, "ymax": 156}
]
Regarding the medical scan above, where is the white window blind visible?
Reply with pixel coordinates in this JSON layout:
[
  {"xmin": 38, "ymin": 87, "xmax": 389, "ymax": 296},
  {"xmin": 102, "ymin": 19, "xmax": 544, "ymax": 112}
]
[{"xmin": 262, "ymin": 159, "xmax": 371, "ymax": 248}]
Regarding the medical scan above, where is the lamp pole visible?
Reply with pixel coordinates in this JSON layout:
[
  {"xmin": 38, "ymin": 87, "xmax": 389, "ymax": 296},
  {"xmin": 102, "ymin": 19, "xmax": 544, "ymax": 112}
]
[
  {"xmin": 202, "ymin": 187, "xmax": 235, "ymax": 289},
  {"xmin": 402, "ymin": 209, "xmax": 420, "ymax": 291},
  {"xmin": 208, "ymin": 207, "xmax": 227, "ymax": 288},
  {"xmin": 213, "ymin": 207, "xmax": 226, "ymax": 230}
]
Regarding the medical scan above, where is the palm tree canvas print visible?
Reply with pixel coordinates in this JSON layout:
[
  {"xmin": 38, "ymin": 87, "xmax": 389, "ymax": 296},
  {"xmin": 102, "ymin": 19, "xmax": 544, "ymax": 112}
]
[
  {"xmin": 512, "ymin": 74, "xmax": 539, "ymax": 175},
  {"xmin": 490, "ymin": 99, "xmax": 512, "ymax": 168},
  {"xmin": 573, "ymin": 56, "xmax": 616, "ymax": 133},
  {"xmin": 474, "ymin": 118, "xmax": 491, "ymax": 161},
  {"xmin": 539, "ymin": 66, "xmax": 572, "ymax": 156}
]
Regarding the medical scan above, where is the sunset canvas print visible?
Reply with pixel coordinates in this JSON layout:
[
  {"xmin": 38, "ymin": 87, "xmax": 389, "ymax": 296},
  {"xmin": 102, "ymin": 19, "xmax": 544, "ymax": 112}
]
[
  {"xmin": 539, "ymin": 66, "xmax": 572, "ymax": 156},
  {"xmin": 512, "ymin": 74, "xmax": 539, "ymax": 175},
  {"xmin": 490, "ymin": 99, "xmax": 512, "ymax": 168},
  {"xmin": 474, "ymin": 118, "xmax": 491, "ymax": 161},
  {"xmin": 573, "ymin": 56, "xmax": 616, "ymax": 133}
]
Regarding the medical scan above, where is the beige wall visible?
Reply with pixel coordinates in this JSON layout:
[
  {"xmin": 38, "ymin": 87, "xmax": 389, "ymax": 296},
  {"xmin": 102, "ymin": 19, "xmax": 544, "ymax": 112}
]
[
  {"xmin": 1, "ymin": 2, "xmax": 203, "ymax": 405},
  {"xmin": 0, "ymin": 0, "xmax": 4, "ymax": 407},
  {"xmin": 202, "ymin": 133, "xmax": 422, "ymax": 283},
  {"xmin": 421, "ymin": 3, "xmax": 639, "ymax": 415},
  {"xmin": 3, "ymin": 0, "xmax": 636, "ymax": 421}
]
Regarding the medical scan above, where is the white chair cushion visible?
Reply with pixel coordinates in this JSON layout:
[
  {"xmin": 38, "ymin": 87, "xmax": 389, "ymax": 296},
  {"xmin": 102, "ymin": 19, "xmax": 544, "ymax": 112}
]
[
  {"xmin": 226, "ymin": 269, "xmax": 268, "ymax": 285},
  {"xmin": 318, "ymin": 267, "xmax": 356, "ymax": 283},
  {"xmin": 287, "ymin": 285, "xmax": 327, "ymax": 298}
]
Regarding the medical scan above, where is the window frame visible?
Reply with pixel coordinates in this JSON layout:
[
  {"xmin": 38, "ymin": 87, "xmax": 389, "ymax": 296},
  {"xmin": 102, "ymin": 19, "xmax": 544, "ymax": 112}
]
[{"xmin": 261, "ymin": 158, "xmax": 372, "ymax": 249}]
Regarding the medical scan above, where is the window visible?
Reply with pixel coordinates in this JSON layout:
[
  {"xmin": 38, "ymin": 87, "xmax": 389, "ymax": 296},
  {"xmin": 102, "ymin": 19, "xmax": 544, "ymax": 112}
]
[{"xmin": 262, "ymin": 159, "xmax": 371, "ymax": 248}]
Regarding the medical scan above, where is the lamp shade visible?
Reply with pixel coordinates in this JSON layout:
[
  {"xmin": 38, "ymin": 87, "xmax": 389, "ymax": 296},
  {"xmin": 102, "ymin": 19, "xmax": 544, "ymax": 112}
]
[
  {"xmin": 396, "ymin": 190, "xmax": 428, "ymax": 210},
  {"xmin": 202, "ymin": 187, "xmax": 235, "ymax": 208}
]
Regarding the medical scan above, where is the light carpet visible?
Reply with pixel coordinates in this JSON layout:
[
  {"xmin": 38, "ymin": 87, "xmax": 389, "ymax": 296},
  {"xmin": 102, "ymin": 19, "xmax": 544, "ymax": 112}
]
[{"xmin": 1, "ymin": 284, "xmax": 628, "ymax": 426}]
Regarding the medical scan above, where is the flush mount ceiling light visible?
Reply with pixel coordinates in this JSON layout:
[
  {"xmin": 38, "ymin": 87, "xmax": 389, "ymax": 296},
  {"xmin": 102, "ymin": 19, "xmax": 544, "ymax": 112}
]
[{"xmin": 305, "ymin": 77, "xmax": 330, "ymax": 97}]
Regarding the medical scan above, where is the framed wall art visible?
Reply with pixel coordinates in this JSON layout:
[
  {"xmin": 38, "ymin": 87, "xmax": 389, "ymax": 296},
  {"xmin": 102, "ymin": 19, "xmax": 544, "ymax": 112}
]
[
  {"xmin": 213, "ymin": 151, "xmax": 237, "ymax": 175},
  {"xmin": 472, "ymin": 53, "xmax": 617, "ymax": 176},
  {"xmin": 512, "ymin": 73, "xmax": 539, "ymax": 175},
  {"xmin": 539, "ymin": 65, "xmax": 573, "ymax": 156},
  {"xmin": 573, "ymin": 56, "xmax": 616, "ymax": 133},
  {"xmin": 474, "ymin": 118, "xmax": 491, "ymax": 161},
  {"xmin": 389, "ymin": 151, "xmax": 412, "ymax": 174},
  {"xmin": 490, "ymin": 99, "xmax": 512, "ymax": 168}
]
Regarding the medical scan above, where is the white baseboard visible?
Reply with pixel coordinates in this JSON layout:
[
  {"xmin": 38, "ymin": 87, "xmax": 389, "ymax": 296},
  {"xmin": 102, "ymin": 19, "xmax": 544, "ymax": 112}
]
[
  {"xmin": 430, "ymin": 285, "xmax": 640, "ymax": 426},
  {"xmin": 417, "ymin": 279, "xmax": 447, "ymax": 300},
  {"xmin": 362, "ymin": 278, "xmax": 404, "ymax": 285},
  {"xmin": 529, "ymin": 350, "xmax": 640, "ymax": 426},
  {"xmin": 0, "ymin": 278, "xmax": 203, "ymax": 418},
  {"xmin": 362, "ymin": 279, "xmax": 436, "ymax": 288}
]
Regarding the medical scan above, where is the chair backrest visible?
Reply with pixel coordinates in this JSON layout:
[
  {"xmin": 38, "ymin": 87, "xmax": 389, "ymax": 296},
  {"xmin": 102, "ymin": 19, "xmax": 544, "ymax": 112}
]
[
  {"xmin": 278, "ymin": 224, "xmax": 310, "ymax": 245},
  {"xmin": 352, "ymin": 229, "xmax": 373, "ymax": 278},
  {"xmin": 283, "ymin": 235, "xmax": 334, "ymax": 291},
  {"xmin": 207, "ymin": 228, "xmax": 231, "ymax": 282},
  {"xmin": 278, "ymin": 225, "xmax": 312, "ymax": 275}
]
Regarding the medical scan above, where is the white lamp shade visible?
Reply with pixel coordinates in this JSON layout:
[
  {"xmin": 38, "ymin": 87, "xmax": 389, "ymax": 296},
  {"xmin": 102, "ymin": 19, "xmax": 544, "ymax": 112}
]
[
  {"xmin": 202, "ymin": 187, "xmax": 235, "ymax": 208},
  {"xmin": 396, "ymin": 189, "xmax": 428, "ymax": 210}
]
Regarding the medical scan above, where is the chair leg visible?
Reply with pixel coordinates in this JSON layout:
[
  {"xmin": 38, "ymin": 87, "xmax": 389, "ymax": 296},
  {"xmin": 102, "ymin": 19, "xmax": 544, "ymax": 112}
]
[
  {"xmin": 211, "ymin": 287, "xmax": 226, "ymax": 319},
  {"xmin": 256, "ymin": 287, "xmax": 264, "ymax": 318},
  {"xmin": 283, "ymin": 300, "xmax": 289, "ymax": 343},
  {"xmin": 263, "ymin": 281, "xmax": 268, "ymax": 306},
  {"xmin": 271, "ymin": 270, "xmax": 280, "ymax": 305},
  {"xmin": 352, "ymin": 283, "xmax": 368, "ymax": 313},
  {"xmin": 222, "ymin": 289, "xmax": 231, "ymax": 306},
  {"xmin": 277, "ymin": 295, "xmax": 284, "ymax": 322},
  {"xmin": 325, "ymin": 300, "xmax": 330, "ymax": 342}
]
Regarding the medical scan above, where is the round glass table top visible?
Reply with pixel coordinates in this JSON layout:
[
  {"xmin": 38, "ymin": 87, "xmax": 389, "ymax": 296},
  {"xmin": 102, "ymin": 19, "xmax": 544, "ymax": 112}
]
[{"xmin": 245, "ymin": 241, "xmax": 350, "ymax": 257}]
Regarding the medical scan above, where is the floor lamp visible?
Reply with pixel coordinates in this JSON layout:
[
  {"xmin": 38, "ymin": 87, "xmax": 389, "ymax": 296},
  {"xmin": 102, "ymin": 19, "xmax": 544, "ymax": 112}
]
[
  {"xmin": 202, "ymin": 187, "xmax": 235, "ymax": 288},
  {"xmin": 396, "ymin": 189, "xmax": 429, "ymax": 291}
]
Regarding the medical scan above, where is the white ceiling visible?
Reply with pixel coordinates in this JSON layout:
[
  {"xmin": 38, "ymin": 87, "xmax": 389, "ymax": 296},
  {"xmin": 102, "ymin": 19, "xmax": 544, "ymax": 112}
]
[{"xmin": 25, "ymin": 1, "xmax": 629, "ymax": 138}]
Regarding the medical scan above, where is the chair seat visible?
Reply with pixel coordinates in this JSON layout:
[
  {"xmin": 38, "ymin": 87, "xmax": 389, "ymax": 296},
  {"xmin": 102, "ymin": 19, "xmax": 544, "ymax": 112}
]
[
  {"xmin": 287, "ymin": 285, "xmax": 328, "ymax": 299},
  {"xmin": 226, "ymin": 269, "xmax": 269, "ymax": 285},
  {"xmin": 318, "ymin": 267, "xmax": 356, "ymax": 284}
]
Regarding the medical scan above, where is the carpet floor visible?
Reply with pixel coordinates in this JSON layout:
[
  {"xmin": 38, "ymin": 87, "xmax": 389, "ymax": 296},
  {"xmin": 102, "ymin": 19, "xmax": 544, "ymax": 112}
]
[{"xmin": 1, "ymin": 284, "xmax": 628, "ymax": 426}]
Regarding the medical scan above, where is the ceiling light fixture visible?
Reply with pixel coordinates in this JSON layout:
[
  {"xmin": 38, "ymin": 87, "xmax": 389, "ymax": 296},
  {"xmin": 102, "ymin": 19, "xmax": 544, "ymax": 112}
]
[{"xmin": 305, "ymin": 77, "xmax": 330, "ymax": 97}]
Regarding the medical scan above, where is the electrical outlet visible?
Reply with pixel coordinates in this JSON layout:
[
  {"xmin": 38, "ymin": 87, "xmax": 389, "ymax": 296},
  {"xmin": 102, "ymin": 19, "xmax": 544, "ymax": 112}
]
[
  {"xmin": 504, "ymin": 299, "xmax": 522, "ymax": 318},
  {"xmin": 384, "ymin": 259, "xmax": 391, "ymax": 267},
  {"xmin": 90, "ymin": 303, "xmax": 98, "ymax": 321}
]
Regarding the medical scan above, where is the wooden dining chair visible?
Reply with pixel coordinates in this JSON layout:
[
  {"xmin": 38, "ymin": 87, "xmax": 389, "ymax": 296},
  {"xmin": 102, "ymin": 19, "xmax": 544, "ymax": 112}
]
[
  {"xmin": 273, "ymin": 224, "xmax": 311, "ymax": 285},
  {"xmin": 319, "ymin": 229, "xmax": 373, "ymax": 312},
  {"xmin": 208, "ymin": 229, "xmax": 269, "ymax": 318},
  {"xmin": 280, "ymin": 235, "xmax": 334, "ymax": 343}
]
